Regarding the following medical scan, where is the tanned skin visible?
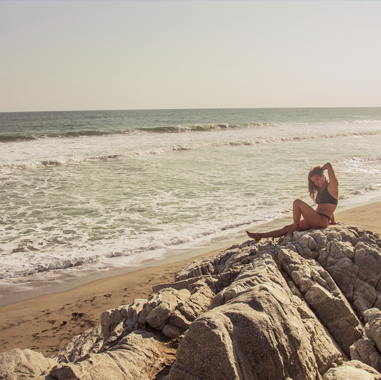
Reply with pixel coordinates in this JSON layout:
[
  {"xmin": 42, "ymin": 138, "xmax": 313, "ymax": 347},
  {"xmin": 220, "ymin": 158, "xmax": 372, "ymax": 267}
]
[{"xmin": 246, "ymin": 163, "xmax": 338, "ymax": 242}]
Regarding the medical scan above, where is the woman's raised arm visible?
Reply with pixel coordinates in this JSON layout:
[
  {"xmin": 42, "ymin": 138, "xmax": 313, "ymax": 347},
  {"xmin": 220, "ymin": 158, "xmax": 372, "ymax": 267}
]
[{"xmin": 322, "ymin": 162, "xmax": 338, "ymax": 187}]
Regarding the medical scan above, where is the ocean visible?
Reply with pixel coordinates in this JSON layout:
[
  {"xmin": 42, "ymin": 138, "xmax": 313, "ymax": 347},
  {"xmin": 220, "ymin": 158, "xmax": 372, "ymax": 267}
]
[{"xmin": 1, "ymin": 107, "xmax": 381, "ymax": 304}]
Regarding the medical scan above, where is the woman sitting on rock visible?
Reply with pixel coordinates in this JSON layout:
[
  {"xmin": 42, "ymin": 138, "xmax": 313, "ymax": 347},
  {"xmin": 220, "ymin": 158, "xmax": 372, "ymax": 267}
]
[{"xmin": 246, "ymin": 163, "xmax": 338, "ymax": 242}]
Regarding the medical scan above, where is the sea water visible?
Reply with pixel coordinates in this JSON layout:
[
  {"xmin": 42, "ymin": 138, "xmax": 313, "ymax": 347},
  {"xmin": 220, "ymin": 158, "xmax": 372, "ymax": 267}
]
[{"xmin": 1, "ymin": 108, "xmax": 381, "ymax": 302}]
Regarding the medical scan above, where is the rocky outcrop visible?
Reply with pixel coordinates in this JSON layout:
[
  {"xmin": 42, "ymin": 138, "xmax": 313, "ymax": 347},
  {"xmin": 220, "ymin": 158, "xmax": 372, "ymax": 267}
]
[
  {"xmin": 3, "ymin": 224, "xmax": 381, "ymax": 380},
  {"xmin": 170, "ymin": 253, "xmax": 343, "ymax": 380},
  {"xmin": 293, "ymin": 227, "xmax": 381, "ymax": 316},
  {"xmin": 0, "ymin": 348, "xmax": 57, "ymax": 380},
  {"xmin": 350, "ymin": 337, "xmax": 381, "ymax": 373},
  {"xmin": 279, "ymin": 247, "xmax": 363, "ymax": 356},
  {"xmin": 53, "ymin": 323, "xmax": 103, "ymax": 363},
  {"xmin": 50, "ymin": 330, "xmax": 171, "ymax": 380},
  {"xmin": 323, "ymin": 360, "xmax": 381, "ymax": 379},
  {"xmin": 168, "ymin": 225, "xmax": 381, "ymax": 379}
]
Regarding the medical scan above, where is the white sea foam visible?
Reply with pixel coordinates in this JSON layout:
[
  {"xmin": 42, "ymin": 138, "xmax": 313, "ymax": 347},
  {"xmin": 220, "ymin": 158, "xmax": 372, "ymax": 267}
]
[
  {"xmin": 1, "ymin": 114, "xmax": 381, "ymax": 292},
  {"xmin": 1, "ymin": 120, "xmax": 381, "ymax": 169}
]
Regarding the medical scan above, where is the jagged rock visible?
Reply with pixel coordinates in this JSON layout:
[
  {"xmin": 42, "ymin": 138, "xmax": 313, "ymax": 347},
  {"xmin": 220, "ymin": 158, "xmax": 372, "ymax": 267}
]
[
  {"xmin": 299, "ymin": 233, "xmax": 318, "ymax": 251},
  {"xmin": 100, "ymin": 304, "xmax": 129, "ymax": 341},
  {"xmin": 100, "ymin": 299, "xmax": 146, "ymax": 344},
  {"xmin": 279, "ymin": 247, "xmax": 363, "ymax": 356},
  {"xmin": 175, "ymin": 241, "xmax": 259, "ymax": 281},
  {"xmin": 122, "ymin": 298, "xmax": 146, "ymax": 333},
  {"xmin": 294, "ymin": 296, "xmax": 345, "ymax": 375},
  {"xmin": 209, "ymin": 252, "xmax": 286, "ymax": 309},
  {"xmin": 152, "ymin": 275, "xmax": 218, "ymax": 293},
  {"xmin": 99, "ymin": 321, "xmax": 125, "ymax": 352},
  {"xmin": 135, "ymin": 284, "xmax": 214, "ymax": 339},
  {"xmin": 185, "ymin": 276, "xmax": 220, "ymax": 294},
  {"xmin": 364, "ymin": 308, "xmax": 381, "ymax": 353},
  {"xmin": 169, "ymin": 309, "xmax": 192, "ymax": 330},
  {"xmin": 162, "ymin": 323, "xmax": 185, "ymax": 339},
  {"xmin": 175, "ymin": 259, "xmax": 207, "ymax": 281},
  {"xmin": 142, "ymin": 288, "xmax": 191, "ymax": 330},
  {"xmin": 170, "ymin": 253, "xmax": 342, "ymax": 380},
  {"xmin": 177, "ymin": 286, "xmax": 215, "ymax": 322},
  {"xmin": 350, "ymin": 337, "xmax": 381, "ymax": 373},
  {"xmin": 323, "ymin": 360, "xmax": 381, "ymax": 379},
  {"xmin": 121, "ymin": 298, "xmax": 146, "ymax": 320},
  {"xmin": 146, "ymin": 302, "xmax": 174, "ymax": 330},
  {"xmin": 0, "ymin": 348, "xmax": 57, "ymax": 380},
  {"xmin": 50, "ymin": 330, "xmax": 170, "ymax": 380},
  {"xmin": 316, "ymin": 226, "xmax": 381, "ymax": 316},
  {"xmin": 6, "ymin": 225, "xmax": 381, "ymax": 380},
  {"xmin": 53, "ymin": 323, "xmax": 103, "ymax": 363}
]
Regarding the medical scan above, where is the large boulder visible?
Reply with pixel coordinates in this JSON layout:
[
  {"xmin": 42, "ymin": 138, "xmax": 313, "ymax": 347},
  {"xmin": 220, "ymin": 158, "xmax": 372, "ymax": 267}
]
[
  {"xmin": 323, "ymin": 360, "xmax": 381, "ymax": 380},
  {"xmin": 174, "ymin": 240, "xmax": 259, "ymax": 282},
  {"xmin": 350, "ymin": 337, "xmax": 381, "ymax": 373},
  {"xmin": 0, "ymin": 348, "xmax": 57, "ymax": 380},
  {"xmin": 364, "ymin": 308, "xmax": 381, "ymax": 352},
  {"xmin": 315, "ymin": 226, "xmax": 381, "ymax": 316},
  {"xmin": 53, "ymin": 323, "xmax": 103, "ymax": 363},
  {"xmin": 135, "ymin": 284, "xmax": 215, "ymax": 339},
  {"xmin": 170, "ymin": 253, "xmax": 342, "ymax": 380},
  {"xmin": 140, "ymin": 288, "xmax": 190, "ymax": 331},
  {"xmin": 279, "ymin": 247, "xmax": 363, "ymax": 356},
  {"xmin": 50, "ymin": 330, "xmax": 171, "ymax": 380},
  {"xmin": 100, "ymin": 304, "xmax": 129, "ymax": 341}
]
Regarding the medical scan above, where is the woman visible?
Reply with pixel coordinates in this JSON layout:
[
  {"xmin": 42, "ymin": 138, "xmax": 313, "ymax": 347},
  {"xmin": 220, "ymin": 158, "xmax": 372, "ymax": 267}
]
[{"xmin": 246, "ymin": 163, "xmax": 338, "ymax": 242}]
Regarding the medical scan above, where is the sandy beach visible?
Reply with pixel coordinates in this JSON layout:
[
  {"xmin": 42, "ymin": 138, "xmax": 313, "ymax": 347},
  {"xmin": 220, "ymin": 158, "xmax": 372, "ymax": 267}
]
[{"xmin": 1, "ymin": 201, "xmax": 380, "ymax": 357}]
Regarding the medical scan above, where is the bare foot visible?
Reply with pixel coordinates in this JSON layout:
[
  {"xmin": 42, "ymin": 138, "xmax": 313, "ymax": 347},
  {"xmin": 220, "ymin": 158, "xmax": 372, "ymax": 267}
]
[
  {"xmin": 246, "ymin": 231, "xmax": 262, "ymax": 241},
  {"xmin": 285, "ymin": 225, "xmax": 298, "ymax": 236}
]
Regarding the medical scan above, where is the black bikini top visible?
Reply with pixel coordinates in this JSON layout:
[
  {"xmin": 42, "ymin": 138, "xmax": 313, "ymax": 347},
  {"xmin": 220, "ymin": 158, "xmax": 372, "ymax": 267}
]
[{"xmin": 316, "ymin": 185, "xmax": 338, "ymax": 205}]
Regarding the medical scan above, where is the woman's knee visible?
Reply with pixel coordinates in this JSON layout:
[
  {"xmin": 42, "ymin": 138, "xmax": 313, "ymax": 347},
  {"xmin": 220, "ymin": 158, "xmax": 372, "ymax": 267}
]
[{"xmin": 293, "ymin": 199, "xmax": 303, "ymax": 207}]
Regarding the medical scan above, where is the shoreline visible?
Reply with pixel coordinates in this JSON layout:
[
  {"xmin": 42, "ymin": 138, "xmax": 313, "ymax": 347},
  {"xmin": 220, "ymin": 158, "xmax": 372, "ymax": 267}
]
[
  {"xmin": 0, "ymin": 216, "xmax": 292, "ymax": 308},
  {"xmin": 1, "ymin": 195, "xmax": 381, "ymax": 309},
  {"xmin": 0, "ymin": 247, "xmax": 222, "ymax": 356},
  {"xmin": 0, "ymin": 200, "xmax": 380, "ymax": 356}
]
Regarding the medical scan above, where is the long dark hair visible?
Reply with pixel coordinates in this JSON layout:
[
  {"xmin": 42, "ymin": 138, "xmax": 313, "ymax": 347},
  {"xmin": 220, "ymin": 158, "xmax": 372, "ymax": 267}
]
[{"xmin": 308, "ymin": 166, "xmax": 324, "ymax": 200}]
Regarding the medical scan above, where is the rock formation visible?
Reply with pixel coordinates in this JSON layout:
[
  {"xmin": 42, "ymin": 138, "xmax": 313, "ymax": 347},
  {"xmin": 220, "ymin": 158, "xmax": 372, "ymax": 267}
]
[{"xmin": 2, "ymin": 224, "xmax": 381, "ymax": 380}]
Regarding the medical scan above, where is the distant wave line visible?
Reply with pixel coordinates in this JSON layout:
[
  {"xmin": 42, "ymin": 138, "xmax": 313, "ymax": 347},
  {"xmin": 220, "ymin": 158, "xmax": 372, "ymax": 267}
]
[
  {"xmin": 2, "ymin": 129, "xmax": 381, "ymax": 170},
  {"xmin": 1, "ymin": 119, "xmax": 380, "ymax": 142}
]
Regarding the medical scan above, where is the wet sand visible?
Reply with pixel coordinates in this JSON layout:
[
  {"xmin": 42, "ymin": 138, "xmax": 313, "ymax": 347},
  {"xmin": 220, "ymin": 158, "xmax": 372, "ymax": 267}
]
[{"xmin": 0, "ymin": 248, "xmax": 221, "ymax": 356}]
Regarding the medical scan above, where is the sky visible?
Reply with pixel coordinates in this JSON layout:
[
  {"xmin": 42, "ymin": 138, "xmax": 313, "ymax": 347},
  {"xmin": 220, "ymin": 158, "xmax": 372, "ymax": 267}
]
[{"xmin": 1, "ymin": 1, "xmax": 380, "ymax": 112}]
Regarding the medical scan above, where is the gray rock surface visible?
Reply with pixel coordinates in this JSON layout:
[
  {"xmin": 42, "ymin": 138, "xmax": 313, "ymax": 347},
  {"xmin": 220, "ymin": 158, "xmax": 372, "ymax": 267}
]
[
  {"xmin": 100, "ymin": 304, "xmax": 129, "ymax": 341},
  {"xmin": 314, "ymin": 227, "xmax": 381, "ymax": 316},
  {"xmin": 50, "ymin": 330, "xmax": 170, "ymax": 380},
  {"xmin": 323, "ymin": 360, "xmax": 381, "ymax": 380},
  {"xmin": 350, "ymin": 337, "xmax": 381, "ymax": 373},
  {"xmin": 279, "ymin": 247, "xmax": 363, "ymax": 355},
  {"xmin": 53, "ymin": 323, "xmax": 103, "ymax": 363},
  {"xmin": 0, "ymin": 348, "xmax": 57, "ymax": 380},
  {"xmin": 170, "ymin": 253, "xmax": 342, "ymax": 380},
  {"xmin": 364, "ymin": 308, "xmax": 381, "ymax": 353}
]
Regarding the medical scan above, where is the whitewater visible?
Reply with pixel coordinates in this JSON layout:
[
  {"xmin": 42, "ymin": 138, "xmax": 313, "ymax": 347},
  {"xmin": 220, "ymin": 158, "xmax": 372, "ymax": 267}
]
[{"xmin": 1, "ymin": 108, "xmax": 381, "ymax": 303}]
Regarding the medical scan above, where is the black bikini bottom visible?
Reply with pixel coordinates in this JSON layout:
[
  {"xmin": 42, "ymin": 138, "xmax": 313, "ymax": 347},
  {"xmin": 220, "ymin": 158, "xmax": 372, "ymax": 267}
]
[{"xmin": 318, "ymin": 213, "xmax": 331, "ymax": 222}]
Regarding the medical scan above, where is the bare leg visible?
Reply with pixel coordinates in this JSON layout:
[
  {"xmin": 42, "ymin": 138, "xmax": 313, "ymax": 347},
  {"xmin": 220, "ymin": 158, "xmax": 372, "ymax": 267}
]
[
  {"xmin": 286, "ymin": 199, "xmax": 329, "ymax": 236},
  {"xmin": 246, "ymin": 224, "xmax": 292, "ymax": 241},
  {"xmin": 247, "ymin": 199, "xmax": 329, "ymax": 241}
]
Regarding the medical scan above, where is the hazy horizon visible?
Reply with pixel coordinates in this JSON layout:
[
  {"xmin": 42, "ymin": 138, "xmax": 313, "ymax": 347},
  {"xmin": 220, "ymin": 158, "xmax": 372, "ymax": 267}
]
[
  {"xmin": 1, "ymin": 1, "xmax": 380, "ymax": 113},
  {"xmin": 2, "ymin": 105, "xmax": 381, "ymax": 116}
]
